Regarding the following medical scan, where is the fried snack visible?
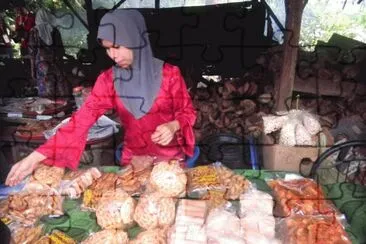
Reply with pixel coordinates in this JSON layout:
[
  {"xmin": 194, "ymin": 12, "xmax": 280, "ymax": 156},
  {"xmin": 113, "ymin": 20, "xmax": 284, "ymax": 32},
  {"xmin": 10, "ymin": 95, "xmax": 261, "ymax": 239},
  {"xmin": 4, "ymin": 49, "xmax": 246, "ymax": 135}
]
[
  {"xmin": 81, "ymin": 229, "xmax": 129, "ymax": 244},
  {"xmin": 149, "ymin": 160, "xmax": 187, "ymax": 197},
  {"xmin": 0, "ymin": 199, "xmax": 9, "ymax": 217},
  {"xmin": 8, "ymin": 192, "xmax": 63, "ymax": 225},
  {"xmin": 186, "ymin": 165, "xmax": 225, "ymax": 198},
  {"xmin": 96, "ymin": 189, "xmax": 136, "ymax": 229},
  {"xmin": 82, "ymin": 172, "xmax": 119, "ymax": 209},
  {"xmin": 116, "ymin": 166, "xmax": 142, "ymax": 195},
  {"xmin": 202, "ymin": 190, "xmax": 227, "ymax": 210},
  {"xmin": 116, "ymin": 164, "xmax": 154, "ymax": 196},
  {"xmin": 130, "ymin": 228, "xmax": 168, "ymax": 244},
  {"xmin": 134, "ymin": 192, "xmax": 176, "ymax": 230},
  {"xmin": 34, "ymin": 230, "xmax": 76, "ymax": 244},
  {"xmin": 281, "ymin": 215, "xmax": 351, "ymax": 244},
  {"xmin": 12, "ymin": 225, "xmax": 43, "ymax": 244},
  {"xmin": 131, "ymin": 155, "xmax": 154, "ymax": 173},
  {"xmin": 24, "ymin": 164, "xmax": 65, "ymax": 192},
  {"xmin": 216, "ymin": 165, "xmax": 250, "ymax": 200},
  {"xmin": 60, "ymin": 167, "xmax": 102, "ymax": 199},
  {"xmin": 267, "ymin": 178, "xmax": 337, "ymax": 217}
]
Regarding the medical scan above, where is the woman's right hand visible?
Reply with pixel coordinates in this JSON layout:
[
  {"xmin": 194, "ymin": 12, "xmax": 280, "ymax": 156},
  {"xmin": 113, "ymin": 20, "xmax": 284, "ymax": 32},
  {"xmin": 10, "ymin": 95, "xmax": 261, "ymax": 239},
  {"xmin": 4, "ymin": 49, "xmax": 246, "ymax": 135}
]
[{"xmin": 5, "ymin": 151, "xmax": 46, "ymax": 186}]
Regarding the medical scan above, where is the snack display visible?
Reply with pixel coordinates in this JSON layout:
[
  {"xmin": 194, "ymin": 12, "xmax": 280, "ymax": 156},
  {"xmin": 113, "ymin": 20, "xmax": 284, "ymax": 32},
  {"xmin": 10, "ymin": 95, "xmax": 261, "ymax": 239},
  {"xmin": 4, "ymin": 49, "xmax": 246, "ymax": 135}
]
[
  {"xmin": 134, "ymin": 192, "xmax": 176, "ymax": 230},
  {"xmin": 130, "ymin": 228, "xmax": 168, "ymax": 244},
  {"xmin": 215, "ymin": 163, "xmax": 250, "ymax": 200},
  {"xmin": 186, "ymin": 165, "xmax": 225, "ymax": 198},
  {"xmin": 149, "ymin": 160, "xmax": 187, "ymax": 197},
  {"xmin": 267, "ymin": 178, "xmax": 337, "ymax": 216},
  {"xmin": 11, "ymin": 225, "xmax": 43, "ymax": 244},
  {"xmin": 8, "ymin": 192, "xmax": 63, "ymax": 225},
  {"xmin": 82, "ymin": 172, "xmax": 119, "ymax": 209},
  {"xmin": 280, "ymin": 215, "xmax": 351, "ymax": 244},
  {"xmin": 60, "ymin": 167, "xmax": 102, "ymax": 199},
  {"xmin": 80, "ymin": 229, "xmax": 129, "ymax": 244},
  {"xmin": 96, "ymin": 189, "xmax": 136, "ymax": 229}
]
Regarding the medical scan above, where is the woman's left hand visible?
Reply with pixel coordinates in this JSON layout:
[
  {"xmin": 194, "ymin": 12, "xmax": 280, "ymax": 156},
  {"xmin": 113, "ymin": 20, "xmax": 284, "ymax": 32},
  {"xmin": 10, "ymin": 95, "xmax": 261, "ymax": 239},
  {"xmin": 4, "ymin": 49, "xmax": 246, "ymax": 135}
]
[{"xmin": 151, "ymin": 120, "xmax": 180, "ymax": 146}]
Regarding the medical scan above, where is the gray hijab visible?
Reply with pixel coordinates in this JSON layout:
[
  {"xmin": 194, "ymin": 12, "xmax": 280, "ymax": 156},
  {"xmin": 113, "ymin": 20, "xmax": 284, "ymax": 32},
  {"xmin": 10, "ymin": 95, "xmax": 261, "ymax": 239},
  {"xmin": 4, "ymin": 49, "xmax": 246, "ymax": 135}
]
[{"xmin": 97, "ymin": 9, "xmax": 163, "ymax": 119}]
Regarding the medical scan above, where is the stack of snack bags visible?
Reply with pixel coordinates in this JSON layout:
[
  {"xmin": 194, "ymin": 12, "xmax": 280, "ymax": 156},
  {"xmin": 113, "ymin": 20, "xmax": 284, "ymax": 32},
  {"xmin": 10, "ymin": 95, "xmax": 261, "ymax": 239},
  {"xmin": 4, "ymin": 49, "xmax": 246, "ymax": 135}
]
[
  {"xmin": 268, "ymin": 178, "xmax": 352, "ymax": 244},
  {"xmin": 239, "ymin": 187, "xmax": 280, "ymax": 244},
  {"xmin": 168, "ymin": 199, "xmax": 208, "ymax": 244},
  {"xmin": 205, "ymin": 203, "xmax": 245, "ymax": 244},
  {"xmin": 131, "ymin": 160, "xmax": 187, "ymax": 243}
]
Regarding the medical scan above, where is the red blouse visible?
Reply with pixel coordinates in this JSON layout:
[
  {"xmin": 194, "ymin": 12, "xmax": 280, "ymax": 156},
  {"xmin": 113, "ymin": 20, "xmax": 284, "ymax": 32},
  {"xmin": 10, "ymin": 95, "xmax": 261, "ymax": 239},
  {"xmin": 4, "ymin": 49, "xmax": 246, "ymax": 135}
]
[{"xmin": 36, "ymin": 63, "xmax": 197, "ymax": 169}]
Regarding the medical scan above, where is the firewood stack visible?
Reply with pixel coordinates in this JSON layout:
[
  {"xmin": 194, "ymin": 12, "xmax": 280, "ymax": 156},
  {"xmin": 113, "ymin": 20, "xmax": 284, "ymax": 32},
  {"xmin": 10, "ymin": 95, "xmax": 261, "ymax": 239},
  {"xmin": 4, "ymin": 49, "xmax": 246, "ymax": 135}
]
[{"xmin": 191, "ymin": 45, "xmax": 366, "ymax": 143}]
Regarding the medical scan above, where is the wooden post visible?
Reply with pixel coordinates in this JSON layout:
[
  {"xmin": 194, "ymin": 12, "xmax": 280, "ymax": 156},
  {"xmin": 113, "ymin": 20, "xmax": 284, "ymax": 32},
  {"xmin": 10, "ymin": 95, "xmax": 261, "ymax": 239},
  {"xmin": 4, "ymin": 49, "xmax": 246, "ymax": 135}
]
[{"xmin": 274, "ymin": 0, "xmax": 307, "ymax": 111}]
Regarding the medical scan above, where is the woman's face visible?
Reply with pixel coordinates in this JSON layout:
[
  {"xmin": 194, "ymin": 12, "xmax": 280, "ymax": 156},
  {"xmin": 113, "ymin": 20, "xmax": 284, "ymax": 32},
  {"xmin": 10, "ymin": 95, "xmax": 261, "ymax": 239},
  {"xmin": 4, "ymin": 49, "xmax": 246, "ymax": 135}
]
[{"xmin": 101, "ymin": 39, "xmax": 133, "ymax": 68}]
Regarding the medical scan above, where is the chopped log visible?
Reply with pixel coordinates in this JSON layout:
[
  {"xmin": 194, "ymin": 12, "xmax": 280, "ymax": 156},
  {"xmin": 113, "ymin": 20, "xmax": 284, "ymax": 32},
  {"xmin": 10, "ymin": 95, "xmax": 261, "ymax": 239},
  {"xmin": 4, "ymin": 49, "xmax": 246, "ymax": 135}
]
[{"xmin": 294, "ymin": 76, "xmax": 366, "ymax": 97}]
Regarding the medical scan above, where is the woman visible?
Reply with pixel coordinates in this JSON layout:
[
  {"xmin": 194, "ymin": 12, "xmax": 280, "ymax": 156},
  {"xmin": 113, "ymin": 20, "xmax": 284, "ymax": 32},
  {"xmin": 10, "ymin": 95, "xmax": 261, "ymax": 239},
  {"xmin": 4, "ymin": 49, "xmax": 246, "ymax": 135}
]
[
  {"xmin": 6, "ymin": 9, "xmax": 196, "ymax": 186},
  {"xmin": 28, "ymin": 8, "xmax": 70, "ymax": 98}
]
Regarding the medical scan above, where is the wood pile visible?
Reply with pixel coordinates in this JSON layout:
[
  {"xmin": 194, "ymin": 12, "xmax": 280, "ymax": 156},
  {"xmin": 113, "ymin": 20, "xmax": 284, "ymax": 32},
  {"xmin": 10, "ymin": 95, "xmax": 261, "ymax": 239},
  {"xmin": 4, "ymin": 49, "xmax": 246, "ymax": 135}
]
[{"xmin": 191, "ymin": 45, "xmax": 366, "ymax": 143}]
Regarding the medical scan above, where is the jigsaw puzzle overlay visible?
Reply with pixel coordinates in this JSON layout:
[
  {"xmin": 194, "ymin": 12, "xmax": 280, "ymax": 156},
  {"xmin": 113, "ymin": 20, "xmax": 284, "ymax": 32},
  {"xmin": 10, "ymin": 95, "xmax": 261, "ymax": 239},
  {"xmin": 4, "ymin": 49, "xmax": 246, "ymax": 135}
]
[{"xmin": 1, "ymin": 1, "xmax": 366, "ymax": 242}]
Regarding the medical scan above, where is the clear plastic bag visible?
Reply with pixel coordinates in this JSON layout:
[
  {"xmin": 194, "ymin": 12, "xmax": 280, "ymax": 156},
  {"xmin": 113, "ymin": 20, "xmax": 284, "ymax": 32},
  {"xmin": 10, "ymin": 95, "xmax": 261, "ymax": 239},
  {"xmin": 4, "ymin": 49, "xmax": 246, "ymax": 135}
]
[
  {"xmin": 95, "ymin": 188, "xmax": 136, "ymax": 230},
  {"xmin": 7, "ymin": 191, "xmax": 63, "ymax": 225},
  {"xmin": 214, "ymin": 162, "xmax": 251, "ymax": 200},
  {"xmin": 239, "ymin": 185, "xmax": 274, "ymax": 217},
  {"xmin": 205, "ymin": 203, "xmax": 245, "ymax": 244},
  {"xmin": 186, "ymin": 164, "xmax": 226, "ymax": 199},
  {"xmin": 130, "ymin": 228, "xmax": 168, "ymax": 244},
  {"xmin": 277, "ymin": 215, "xmax": 351, "ymax": 244},
  {"xmin": 60, "ymin": 167, "xmax": 102, "ymax": 199},
  {"xmin": 9, "ymin": 223, "xmax": 44, "ymax": 244},
  {"xmin": 82, "ymin": 172, "xmax": 119, "ymax": 210},
  {"xmin": 23, "ymin": 164, "xmax": 65, "ymax": 193},
  {"xmin": 133, "ymin": 192, "xmax": 176, "ymax": 230},
  {"xmin": 148, "ymin": 160, "xmax": 187, "ymax": 197},
  {"xmin": 168, "ymin": 199, "xmax": 208, "ymax": 244},
  {"xmin": 267, "ymin": 178, "xmax": 338, "ymax": 217}
]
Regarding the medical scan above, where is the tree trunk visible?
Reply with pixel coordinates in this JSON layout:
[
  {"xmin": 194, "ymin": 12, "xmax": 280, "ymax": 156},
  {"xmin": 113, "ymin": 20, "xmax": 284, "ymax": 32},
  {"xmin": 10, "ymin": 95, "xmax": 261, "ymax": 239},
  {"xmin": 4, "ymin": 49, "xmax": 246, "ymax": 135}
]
[{"xmin": 274, "ymin": 0, "xmax": 307, "ymax": 111}]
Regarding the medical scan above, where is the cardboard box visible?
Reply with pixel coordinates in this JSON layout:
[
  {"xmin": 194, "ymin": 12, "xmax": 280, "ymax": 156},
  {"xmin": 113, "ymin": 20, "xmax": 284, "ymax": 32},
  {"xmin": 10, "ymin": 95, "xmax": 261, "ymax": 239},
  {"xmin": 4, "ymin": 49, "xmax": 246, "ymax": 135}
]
[{"xmin": 261, "ymin": 143, "xmax": 320, "ymax": 174}]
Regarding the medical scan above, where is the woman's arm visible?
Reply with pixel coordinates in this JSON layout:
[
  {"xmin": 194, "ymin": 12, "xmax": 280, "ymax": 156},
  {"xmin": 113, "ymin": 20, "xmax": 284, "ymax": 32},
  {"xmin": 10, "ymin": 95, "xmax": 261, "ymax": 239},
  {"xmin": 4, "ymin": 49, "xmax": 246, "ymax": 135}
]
[
  {"xmin": 5, "ymin": 71, "xmax": 115, "ymax": 186},
  {"xmin": 151, "ymin": 65, "xmax": 197, "ymax": 156}
]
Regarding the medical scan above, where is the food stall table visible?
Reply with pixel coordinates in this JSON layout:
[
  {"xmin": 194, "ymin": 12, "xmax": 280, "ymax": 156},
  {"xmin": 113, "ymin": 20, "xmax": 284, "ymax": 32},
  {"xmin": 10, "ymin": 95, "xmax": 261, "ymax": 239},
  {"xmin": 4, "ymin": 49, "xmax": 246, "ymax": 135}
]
[{"xmin": 33, "ymin": 168, "xmax": 362, "ymax": 243}]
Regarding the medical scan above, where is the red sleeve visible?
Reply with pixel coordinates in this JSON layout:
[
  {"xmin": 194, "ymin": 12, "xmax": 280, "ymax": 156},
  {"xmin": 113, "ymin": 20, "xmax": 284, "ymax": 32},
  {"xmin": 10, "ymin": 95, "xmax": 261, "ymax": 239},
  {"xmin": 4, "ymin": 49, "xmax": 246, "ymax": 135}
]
[
  {"xmin": 35, "ymin": 71, "xmax": 115, "ymax": 170},
  {"xmin": 24, "ymin": 14, "xmax": 35, "ymax": 32},
  {"xmin": 169, "ymin": 65, "xmax": 197, "ymax": 157}
]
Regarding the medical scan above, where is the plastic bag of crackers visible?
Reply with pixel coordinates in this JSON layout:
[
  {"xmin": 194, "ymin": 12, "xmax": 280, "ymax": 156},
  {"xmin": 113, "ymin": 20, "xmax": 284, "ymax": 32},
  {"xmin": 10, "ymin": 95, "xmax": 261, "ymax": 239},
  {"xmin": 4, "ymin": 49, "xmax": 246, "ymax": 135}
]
[
  {"xmin": 7, "ymin": 191, "xmax": 63, "ymax": 225},
  {"xmin": 8, "ymin": 223, "xmax": 44, "ymax": 244},
  {"xmin": 116, "ymin": 162, "xmax": 152, "ymax": 196},
  {"xmin": 82, "ymin": 172, "xmax": 119, "ymax": 210},
  {"xmin": 133, "ymin": 192, "xmax": 176, "ymax": 230},
  {"xmin": 130, "ymin": 228, "xmax": 169, "ymax": 244},
  {"xmin": 277, "ymin": 215, "xmax": 351, "ymax": 244},
  {"xmin": 59, "ymin": 167, "xmax": 102, "ymax": 199},
  {"xmin": 23, "ymin": 163, "xmax": 65, "ymax": 192},
  {"xmin": 95, "ymin": 188, "xmax": 136, "ymax": 230},
  {"xmin": 147, "ymin": 160, "xmax": 187, "ymax": 197},
  {"xmin": 80, "ymin": 229, "xmax": 129, "ymax": 244}
]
